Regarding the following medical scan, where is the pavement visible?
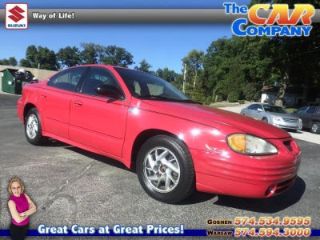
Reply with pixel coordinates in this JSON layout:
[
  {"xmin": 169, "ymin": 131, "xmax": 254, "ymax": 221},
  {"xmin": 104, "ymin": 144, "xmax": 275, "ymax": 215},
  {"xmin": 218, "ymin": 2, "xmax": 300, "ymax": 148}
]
[
  {"xmin": 0, "ymin": 94, "xmax": 319, "ymax": 238},
  {"xmin": 221, "ymin": 103, "xmax": 320, "ymax": 145}
]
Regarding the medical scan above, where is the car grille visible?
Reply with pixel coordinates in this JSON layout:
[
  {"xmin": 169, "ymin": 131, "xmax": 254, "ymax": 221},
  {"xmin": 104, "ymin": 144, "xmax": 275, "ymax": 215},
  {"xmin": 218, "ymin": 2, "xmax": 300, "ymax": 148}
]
[{"xmin": 283, "ymin": 118, "xmax": 298, "ymax": 123}]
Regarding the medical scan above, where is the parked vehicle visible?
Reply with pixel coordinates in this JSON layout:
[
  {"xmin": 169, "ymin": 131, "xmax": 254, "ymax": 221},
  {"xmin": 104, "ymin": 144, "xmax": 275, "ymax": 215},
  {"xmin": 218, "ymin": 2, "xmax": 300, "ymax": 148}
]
[
  {"xmin": 17, "ymin": 65, "xmax": 301, "ymax": 203},
  {"xmin": 241, "ymin": 104, "xmax": 302, "ymax": 131},
  {"xmin": 294, "ymin": 105, "xmax": 320, "ymax": 134}
]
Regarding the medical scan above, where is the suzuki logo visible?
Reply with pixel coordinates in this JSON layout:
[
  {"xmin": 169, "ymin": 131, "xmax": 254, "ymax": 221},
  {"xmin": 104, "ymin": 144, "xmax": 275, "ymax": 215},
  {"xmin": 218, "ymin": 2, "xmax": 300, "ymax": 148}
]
[
  {"xmin": 5, "ymin": 3, "xmax": 28, "ymax": 29},
  {"xmin": 8, "ymin": 5, "xmax": 25, "ymax": 22}
]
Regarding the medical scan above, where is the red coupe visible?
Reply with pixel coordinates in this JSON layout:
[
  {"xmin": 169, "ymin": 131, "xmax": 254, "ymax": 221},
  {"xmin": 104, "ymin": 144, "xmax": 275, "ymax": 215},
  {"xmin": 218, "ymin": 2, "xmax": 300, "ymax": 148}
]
[{"xmin": 17, "ymin": 65, "xmax": 301, "ymax": 203}]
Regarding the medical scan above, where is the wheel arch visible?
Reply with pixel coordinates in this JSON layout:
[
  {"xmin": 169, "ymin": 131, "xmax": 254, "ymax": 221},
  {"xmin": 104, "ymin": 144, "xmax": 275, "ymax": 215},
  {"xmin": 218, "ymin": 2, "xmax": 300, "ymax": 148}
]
[
  {"xmin": 129, "ymin": 129, "xmax": 188, "ymax": 170},
  {"xmin": 23, "ymin": 103, "xmax": 37, "ymax": 123}
]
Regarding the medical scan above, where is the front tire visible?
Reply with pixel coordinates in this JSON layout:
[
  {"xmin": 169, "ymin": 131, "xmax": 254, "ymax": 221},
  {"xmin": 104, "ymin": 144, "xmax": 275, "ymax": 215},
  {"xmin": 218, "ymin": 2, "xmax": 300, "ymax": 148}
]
[
  {"xmin": 25, "ymin": 108, "xmax": 46, "ymax": 145},
  {"xmin": 136, "ymin": 135, "xmax": 195, "ymax": 203}
]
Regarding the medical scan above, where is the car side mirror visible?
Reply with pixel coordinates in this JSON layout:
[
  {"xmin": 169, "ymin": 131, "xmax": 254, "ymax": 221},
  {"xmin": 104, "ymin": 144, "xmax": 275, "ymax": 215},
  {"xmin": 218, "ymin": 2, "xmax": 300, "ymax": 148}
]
[
  {"xmin": 257, "ymin": 108, "xmax": 263, "ymax": 112},
  {"xmin": 96, "ymin": 84, "xmax": 124, "ymax": 100}
]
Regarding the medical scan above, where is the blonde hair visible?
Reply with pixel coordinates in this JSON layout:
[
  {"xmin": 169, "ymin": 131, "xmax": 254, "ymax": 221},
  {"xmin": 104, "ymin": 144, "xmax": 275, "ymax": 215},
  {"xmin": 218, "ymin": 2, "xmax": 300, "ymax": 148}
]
[{"xmin": 8, "ymin": 176, "xmax": 25, "ymax": 195}]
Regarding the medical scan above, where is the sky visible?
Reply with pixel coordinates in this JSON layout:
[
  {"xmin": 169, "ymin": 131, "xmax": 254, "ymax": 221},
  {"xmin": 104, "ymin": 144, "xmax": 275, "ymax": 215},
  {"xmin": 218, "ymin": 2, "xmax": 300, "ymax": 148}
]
[{"xmin": 0, "ymin": 0, "xmax": 251, "ymax": 73}]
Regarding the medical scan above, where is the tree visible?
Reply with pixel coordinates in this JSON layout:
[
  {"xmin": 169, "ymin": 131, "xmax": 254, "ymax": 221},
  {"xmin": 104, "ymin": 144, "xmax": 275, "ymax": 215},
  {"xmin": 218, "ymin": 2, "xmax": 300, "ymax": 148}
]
[
  {"xmin": 20, "ymin": 45, "xmax": 58, "ymax": 70},
  {"xmin": 203, "ymin": 37, "xmax": 273, "ymax": 102},
  {"xmin": 156, "ymin": 68, "xmax": 177, "ymax": 82},
  {"xmin": 57, "ymin": 46, "xmax": 81, "ymax": 67},
  {"xmin": 249, "ymin": 0, "xmax": 320, "ymax": 105},
  {"xmin": 0, "ymin": 57, "xmax": 17, "ymax": 66},
  {"xmin": 135, "ymin": 59, "xmax": 152, "ymax": 72},
  {"xmin": 80, "ymin": 43, "xmax": 134, "ymax": 67},
  {"xmin": 102, "ymin": 45, "xmax": 134, "ymax": 67},
  {"xmin": 80, "ymin": 43, "xmax": 99, "ymax": 64},
  {"xmin": 182, "ymin": 50, "xmax": 204, "ymax": 89},
  {"xmin": 19, "ymin": 59, "xmax": 31, "ymax": 68},
  {"xmin": 0, "ymin": 59, "xmax": 9, "ymax": 65}
]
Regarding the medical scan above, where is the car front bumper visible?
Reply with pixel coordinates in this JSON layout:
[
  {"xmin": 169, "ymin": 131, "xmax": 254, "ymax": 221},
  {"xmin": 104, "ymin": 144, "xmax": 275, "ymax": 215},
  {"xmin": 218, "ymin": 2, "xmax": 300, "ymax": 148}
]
[
  {"xmin": 271, "ymin": 119, "xmax": 302, "ymax": 130},
  {"xmin": 17, "ymin": 97, "xmax": 24, "ymax": 122},
  {"xmin": 191, "ymin": 138, "xmax": 301, "ymax": 198}
]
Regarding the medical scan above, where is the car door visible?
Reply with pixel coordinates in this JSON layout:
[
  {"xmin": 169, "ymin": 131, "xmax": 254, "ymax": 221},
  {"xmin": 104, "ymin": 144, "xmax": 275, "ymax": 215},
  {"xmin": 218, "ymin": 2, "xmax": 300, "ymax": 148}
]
[
  {"xmin": 296, "ymin": 106, "xmax": 308, "ymax": 128},
  {"xmin": 245, "ymin": 104, "xmax": 255, "ymax": 118},
  {"xmin": 40, "ymin": 67, "xmax": 88, "ymax": 139},
  {"xmin": 255, "ymin": 104, "xmax": 265, "ymax": 120},
  {"xmin": 69, "ymin": 67, "xmax": 129, "ymax": 158},
  {"xmin": 303, "ymin": 106, "xmax": 316, "ymax": 128},
  {"xmin": 250, "ymin": 104, "xmax": 260, "ymax": 119}
]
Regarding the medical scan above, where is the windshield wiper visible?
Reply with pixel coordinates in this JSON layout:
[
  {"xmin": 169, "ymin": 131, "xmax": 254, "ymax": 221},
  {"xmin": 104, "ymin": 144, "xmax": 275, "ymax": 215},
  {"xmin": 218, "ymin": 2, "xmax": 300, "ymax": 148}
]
[{"xmin": 175, "ymin": 99, "xmax": 201, "ymax": 104}]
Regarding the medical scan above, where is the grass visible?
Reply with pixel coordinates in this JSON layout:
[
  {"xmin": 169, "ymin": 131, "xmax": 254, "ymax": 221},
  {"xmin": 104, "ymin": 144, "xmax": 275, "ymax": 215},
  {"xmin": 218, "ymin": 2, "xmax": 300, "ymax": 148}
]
[{"xmin": 285, "ymin": 108, "xmax": 298, "ymax": 113}]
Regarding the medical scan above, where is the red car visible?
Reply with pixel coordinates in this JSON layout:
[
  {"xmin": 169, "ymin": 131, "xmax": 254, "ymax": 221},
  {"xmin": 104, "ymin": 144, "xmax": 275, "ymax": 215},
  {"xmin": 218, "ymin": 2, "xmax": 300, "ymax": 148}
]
[{"xmin": 17, "ymin": 65, "xmax": 301, "ymax": 203}]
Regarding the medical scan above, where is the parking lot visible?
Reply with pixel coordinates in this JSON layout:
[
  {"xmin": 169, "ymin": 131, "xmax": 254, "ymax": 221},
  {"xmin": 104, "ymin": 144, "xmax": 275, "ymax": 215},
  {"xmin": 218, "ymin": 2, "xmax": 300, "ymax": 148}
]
[{"xmin": 0, "ymin": 93, "xmax": 319, "ymax": 234}]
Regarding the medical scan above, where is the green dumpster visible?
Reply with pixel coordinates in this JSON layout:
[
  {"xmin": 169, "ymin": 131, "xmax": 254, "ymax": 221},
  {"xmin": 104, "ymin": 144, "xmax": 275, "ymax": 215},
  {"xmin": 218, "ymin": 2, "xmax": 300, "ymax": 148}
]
[
  {"xmin": 1, "ymin": 69, "xmax": 16, "ymax": 94},
  {"xmin": 1, "ymin": 69, "xmax": 33, "ymax": 94}
]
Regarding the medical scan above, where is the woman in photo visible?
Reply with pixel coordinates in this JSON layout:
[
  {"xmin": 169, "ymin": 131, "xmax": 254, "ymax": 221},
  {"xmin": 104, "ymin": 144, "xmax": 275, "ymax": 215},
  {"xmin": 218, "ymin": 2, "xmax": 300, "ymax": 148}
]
[{"xmin": 7, "ymin": 176, "xmax": 37, "ymax": 240}]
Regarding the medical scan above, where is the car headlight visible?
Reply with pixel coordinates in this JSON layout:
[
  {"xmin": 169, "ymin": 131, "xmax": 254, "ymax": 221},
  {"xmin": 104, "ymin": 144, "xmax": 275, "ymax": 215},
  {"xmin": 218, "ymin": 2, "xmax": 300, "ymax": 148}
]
[
  {"xmin": 227, "ymin": 134, "xmax": 278, "ymax": 155},
  {"xmin": 298, "ymin": 118, "xmax": 303, "ymax": 129}
]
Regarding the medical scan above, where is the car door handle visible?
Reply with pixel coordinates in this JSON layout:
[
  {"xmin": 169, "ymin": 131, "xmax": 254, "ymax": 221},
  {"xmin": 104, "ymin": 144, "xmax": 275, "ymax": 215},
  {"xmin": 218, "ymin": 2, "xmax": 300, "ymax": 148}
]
[
  {"xmin": 40, "ymin": 95, "xmax": 47, "ymax": 99},
  {"xmin": 73, "ymin": 101, "xmax": 83, "ymax": 107}
]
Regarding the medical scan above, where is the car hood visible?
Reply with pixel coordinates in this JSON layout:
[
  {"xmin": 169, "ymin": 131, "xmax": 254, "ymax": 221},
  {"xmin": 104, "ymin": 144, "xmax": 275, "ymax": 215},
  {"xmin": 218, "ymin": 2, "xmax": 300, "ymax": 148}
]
[{"xmin": 139, "ymin": 100, "xmax": 290, "ymax": 139}]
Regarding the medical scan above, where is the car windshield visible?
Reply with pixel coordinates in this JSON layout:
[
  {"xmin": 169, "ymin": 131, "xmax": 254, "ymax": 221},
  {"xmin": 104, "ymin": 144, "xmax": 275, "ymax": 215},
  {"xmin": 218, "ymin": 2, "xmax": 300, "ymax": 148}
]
[
  {"xmin": 115, "ymin": 67, "xmax": 194, "ymax": 102},
  {"xmin": 263, "ymin": 105, "xmax": 287, "ymax": 114}
]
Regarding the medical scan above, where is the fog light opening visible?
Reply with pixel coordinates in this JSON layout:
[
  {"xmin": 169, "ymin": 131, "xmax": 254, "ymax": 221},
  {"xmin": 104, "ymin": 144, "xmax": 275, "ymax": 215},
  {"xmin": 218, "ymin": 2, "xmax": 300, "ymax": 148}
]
[{"xmin": 265, "ymin": 185, "xmax": 277, "ymax": 197}]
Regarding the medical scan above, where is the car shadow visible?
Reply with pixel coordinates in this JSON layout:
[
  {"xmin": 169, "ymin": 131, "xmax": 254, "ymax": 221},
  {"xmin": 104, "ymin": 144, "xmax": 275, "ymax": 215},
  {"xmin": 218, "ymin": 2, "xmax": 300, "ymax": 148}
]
[
  {"xmin": 66, "ymin": 146, "xmax": 130, "ymax": 171},
  {"xmin": 40, "ymin": 138, "xmax": 68, "ymax": 147},
  {"xmin": 177, "ymin": 192, "xmax": 218, "ymax": 205},
  {"xmin": 213, "ymin": 177, "xmax": 306, "ymax": 213},
  {"xmin": 65, "ymin": 146, "xmax": 218, "ymax": 204},
  {"xmin": 44, "ymin": 141, "xmax": 306, "ymax": 208}
]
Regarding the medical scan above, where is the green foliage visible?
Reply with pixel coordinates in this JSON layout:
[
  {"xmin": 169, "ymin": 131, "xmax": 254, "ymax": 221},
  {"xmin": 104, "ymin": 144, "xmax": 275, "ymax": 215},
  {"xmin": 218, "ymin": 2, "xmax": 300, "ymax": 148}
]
[
  {"xmin": 201, "ymin": 37, "xmax": 273, "ymax": 103},
  {"xmin": 156, "ymin": 68, "xmax": 178, "ymax": 82},
  {"xmin": 135, "ymin": 59, "xmax": 152, "ymax": 72},
  {"xmin": 80, "ymin": 43, "xmax": 100, "ymax": 64},
  {"xmin": 0, "ymin": 57, "xmax": 17, "ymax": 66},
  {"xmin": 102, "ymin": 45, "xmax": 134, "ymax": 67},
  {"xmin": 20, "ymin": 45, "xmax": 58, "ymax": 70},
  {"xmin": 57, "ymin": 46, "xmax": 81, "ymax": 67},
  {"xmin": 228, "ymin": 91, "xmax": 240, "ymax": 103},
  {"xmin": 182, "ymin": 50, "xmax": 204, "ymax": 89},
  {"xmin": 80, "ymin": 43, "xmax": 134, "ymax": 67}
]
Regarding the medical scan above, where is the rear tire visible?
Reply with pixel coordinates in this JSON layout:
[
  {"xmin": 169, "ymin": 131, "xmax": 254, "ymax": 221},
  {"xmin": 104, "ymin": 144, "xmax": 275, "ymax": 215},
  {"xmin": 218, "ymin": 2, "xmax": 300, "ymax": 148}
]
[
  {"xmin": 136, "ymin": 135, "xmax": 195, "ymax": 204},
  {"xmin": 311, "ymin": 122, "xmax": 320, "ymax": 134},
  {"xmin": 25, "ymin": 108, "xmax": 46, "ymax": 145}
]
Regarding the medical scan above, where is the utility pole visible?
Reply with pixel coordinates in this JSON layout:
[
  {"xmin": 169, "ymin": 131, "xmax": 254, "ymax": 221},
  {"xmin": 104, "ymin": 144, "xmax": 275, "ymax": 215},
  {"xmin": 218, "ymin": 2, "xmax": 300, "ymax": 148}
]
[{"xmin": 183, "ymin": 63, "xmax": 187, "ymax": 94}]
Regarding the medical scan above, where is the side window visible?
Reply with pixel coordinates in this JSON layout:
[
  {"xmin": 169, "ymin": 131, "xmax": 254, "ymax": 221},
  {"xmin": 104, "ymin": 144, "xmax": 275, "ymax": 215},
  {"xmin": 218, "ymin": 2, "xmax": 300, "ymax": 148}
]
[
  {"xmin": 306, "ymin": 106, "xmax": 316, "ymax": 114},
  {"xmin": 81, "ymin": 67, "xmax": 121, "ymax": 96},
  {"xmin": 147, "ymin": 83, "xmax": 164, "ymax": 96},
  {"xmin": 133, "ymin": 81, "xmax": 141, "ymax": 95},
  {"xmin": 48, "ymin": 68, "xmax": 86, "ymax": 92},
  {"xmin": 297, "ymin": 106, "xmax": 307, "ymax": 114},
  {"xmin": 248, "ymin": 104, "xmax": 258, "ymax": 110}
]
